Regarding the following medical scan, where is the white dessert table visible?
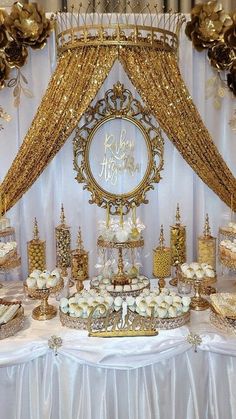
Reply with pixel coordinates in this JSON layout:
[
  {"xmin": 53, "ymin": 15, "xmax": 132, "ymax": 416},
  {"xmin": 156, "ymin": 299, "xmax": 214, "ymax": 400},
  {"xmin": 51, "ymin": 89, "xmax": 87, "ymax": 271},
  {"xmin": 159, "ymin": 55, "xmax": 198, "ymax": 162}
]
[{"xmin": 0, "ymin": 276, "xmax": 236, "ymax": 419}]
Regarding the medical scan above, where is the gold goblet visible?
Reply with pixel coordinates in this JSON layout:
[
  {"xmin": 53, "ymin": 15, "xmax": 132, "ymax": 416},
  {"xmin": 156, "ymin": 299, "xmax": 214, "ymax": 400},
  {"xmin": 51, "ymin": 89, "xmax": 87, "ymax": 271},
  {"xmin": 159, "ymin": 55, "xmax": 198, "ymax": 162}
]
[{"xmin": 24, "ymin": 278, "xmax": 64, "ymax": 320}]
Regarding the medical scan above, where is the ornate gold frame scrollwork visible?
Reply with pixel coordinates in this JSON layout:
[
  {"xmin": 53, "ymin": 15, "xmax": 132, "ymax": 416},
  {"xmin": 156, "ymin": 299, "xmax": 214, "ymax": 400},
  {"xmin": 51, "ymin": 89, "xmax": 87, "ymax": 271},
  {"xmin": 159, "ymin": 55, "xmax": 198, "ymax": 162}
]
[{"xmin": 73, "ymin": 82, "xmax": 164, "ymax": 214}]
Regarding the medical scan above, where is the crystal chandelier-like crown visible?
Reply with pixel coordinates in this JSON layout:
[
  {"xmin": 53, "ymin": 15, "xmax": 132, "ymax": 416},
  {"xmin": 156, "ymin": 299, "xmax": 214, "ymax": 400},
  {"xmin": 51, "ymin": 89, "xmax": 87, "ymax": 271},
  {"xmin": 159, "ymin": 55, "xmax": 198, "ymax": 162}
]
[{"xmin": 55, "ymin": 1, "xmax": 185, "ymax": 55}]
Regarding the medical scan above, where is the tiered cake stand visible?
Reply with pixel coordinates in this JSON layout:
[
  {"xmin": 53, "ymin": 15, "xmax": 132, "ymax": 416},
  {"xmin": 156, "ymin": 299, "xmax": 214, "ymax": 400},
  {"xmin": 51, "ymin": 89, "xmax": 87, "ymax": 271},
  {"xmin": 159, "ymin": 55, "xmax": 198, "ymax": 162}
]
[
  {"xmin": 93, "ymin": 236, "xmax": 150, "ymax": 297},
  {"xmin": 0, "ymin": 228, "xmax": 21, "ymax": 285},
  {"xmin": 97, "ymin": 236, "xmax": 144, "ymax": 285},
  {"xmin": 218, "ymin": 227, "xmax": 236, "ymax": 270}
]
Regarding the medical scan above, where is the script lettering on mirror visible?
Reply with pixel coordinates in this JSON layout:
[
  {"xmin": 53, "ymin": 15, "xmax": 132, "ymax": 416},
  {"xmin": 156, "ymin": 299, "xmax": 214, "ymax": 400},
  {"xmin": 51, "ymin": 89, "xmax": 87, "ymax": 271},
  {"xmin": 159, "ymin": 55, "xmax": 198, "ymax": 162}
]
[{"xmin": 99, "ymin": 129, "xmax": 141, "ymax": 186}]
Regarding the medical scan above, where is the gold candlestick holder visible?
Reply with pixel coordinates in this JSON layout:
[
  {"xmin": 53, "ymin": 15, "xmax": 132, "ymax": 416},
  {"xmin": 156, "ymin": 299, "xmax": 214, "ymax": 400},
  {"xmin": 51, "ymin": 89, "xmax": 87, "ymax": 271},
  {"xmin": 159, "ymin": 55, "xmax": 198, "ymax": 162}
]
[
  {"xmin": 198, "ymin": 213, "xmax": 216, "ymax": 270},
  {"xmin": 153, "ymin": 225, "xmax": 171, "ymax": 289},
  {"xmin": 24, "ymin": 278, "xmax": 64, "ymax": 320},
  {"xmin": 27, "ymin": 218, "xmax": 46, "ymax": 274},
  {"xmin": 71, "ymin": 227, "xmax": 89, "ymax": 292},
  {"xmin": 169, "ymin": 204, "xmax": 186, "ymax": 287}
]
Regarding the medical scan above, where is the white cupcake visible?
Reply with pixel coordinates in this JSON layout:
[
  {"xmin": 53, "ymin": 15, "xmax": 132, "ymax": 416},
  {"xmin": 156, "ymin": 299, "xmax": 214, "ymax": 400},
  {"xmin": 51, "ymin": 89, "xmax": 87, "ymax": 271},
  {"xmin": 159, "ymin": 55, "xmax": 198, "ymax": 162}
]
[
  {"xmin": 195, "ymin": 269, "xmax": 204, "ymax": 279},
  {"xmin": 116, "ymin": 229, "xmax": 129, "ymax": 242},
  {"xmin": 102, "ymin": 278, "xmax": 110, "ymax": 285},
  {"xmin": 168, "ymin": 306, "xmax": 177, "ymax": 318},
  {"xmin": 123, "ymin": 285, "xmax": 131, "ymax": 292},
  {"xmin": 114, "ymin": 296, "xmax": 123, "ymax": 307},
  {"xmin": 182, "ymin": 296, "xmax": 191, "ymax": 307},
  {"xmin": 51, "ymin": 269, "xmax": 61, "ymax": 279},
  {"xmin": 115, "ymin": 285, "xmax": 123, "ymax": 292},
  {"xmin": 137, "ymin": 301, "xmax": 147, "ymax": 312},
  {"xmin": 106, "ymin": 285, "xmax": 114, "ymax": 292},
  {"xmin": 69, "ymin": 297, "xmax": 77, "ymax": 305},
  {"xmin": 157, "ymin": 308, "xmax": 167, "ymax": 318},
  {"xmin": 104, "ymin": 296, "xmax": 114, "ymax": 307},
  {"xmin": 131, "ymin": 284, "xmax": 139, "ymax": 291},
  {"xmin": 126, "ymin": 296, "xmax": 135, "ymax": 307},
  {"xmin": 26, "ymin": 277, "xmax": 37, "ymax": 288},
  {"xmin": 190, "ymin": 262, "xmax": 200, "ymax": 271},
  {"xmin": 173, "ymin": 296, "xmax": 182, "ymax": 303},
  {"xmin": 46, "ymin": 276, "xmax": 58, "ymax": 288},
  {"xmin": 30, "ymin": 270, "xmax": 42, "ymax": 279},
  {"xmin": 60, "ymin": 297, "xmax": 69, "ymax": 308},
  {"xmin": 181, "ymin": 263, "xmax": 189, "ymax": 274},
  {"xmin": 161, "ymin": 288, "xmax": 170, "ymax": 295},
  {"xmin": 145, "ymin": 296, "xmax": 153, "ymax": 305},
  {"xmin": 61, "ymin": 306, "xmax": 69, "ymax": 314},
  {"xmin": 164, "ymin": 295, "xmax": 173, "ymax": 305},
  {"xmin": 155, "ymin": 295, "xmax": 164, "ymax": 304},
  {"xmin": 142, "ymin": 279, "xmax": 149, "ymax": 286},
  {"xmin": 37, "ymin": 277, "xmax": 47, "ymax": 289},
  {"xmin": 40, "ymin": 271, "xmax": 51, "ymax": 280},
  {"xmin": 131, "ymin": 278, "xmax": 138, "ymax": 284},
  {"xmin": 205, "ymin": 268, "xmax": 215, "ymax": 278},
  {"xmin": 186, "ymin": 268, "xmax": 194, "ymax": 279}
]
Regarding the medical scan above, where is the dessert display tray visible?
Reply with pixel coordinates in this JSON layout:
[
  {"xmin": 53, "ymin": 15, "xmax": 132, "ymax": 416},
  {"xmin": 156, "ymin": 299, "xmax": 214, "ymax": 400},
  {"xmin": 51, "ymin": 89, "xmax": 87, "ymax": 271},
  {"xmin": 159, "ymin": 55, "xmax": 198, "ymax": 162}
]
[
  {"xmin": 210, "ymin": 307, "xmax": 236, "ymax": 335},
  {"xmin": 0, "ymin": 300, "xmax": 24, "ymax": 340}
]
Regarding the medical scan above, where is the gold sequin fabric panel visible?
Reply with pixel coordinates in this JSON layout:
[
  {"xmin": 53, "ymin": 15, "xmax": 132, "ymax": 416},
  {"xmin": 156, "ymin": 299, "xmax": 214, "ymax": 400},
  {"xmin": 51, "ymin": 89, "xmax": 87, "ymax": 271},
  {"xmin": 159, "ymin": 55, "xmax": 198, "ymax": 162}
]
[
  {"xmin": 119, "ymin": 47, "xmax": 236, "ymax": 210},
  {"xmin": 0, "ymin": 46, "xmax": 118, "ymax": 211}
]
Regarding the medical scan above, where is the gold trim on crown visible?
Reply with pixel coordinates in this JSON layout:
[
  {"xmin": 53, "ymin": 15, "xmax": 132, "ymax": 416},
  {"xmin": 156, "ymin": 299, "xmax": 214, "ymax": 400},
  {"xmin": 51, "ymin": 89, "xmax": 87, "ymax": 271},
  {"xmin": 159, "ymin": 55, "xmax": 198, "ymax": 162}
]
[{"xmin": 55, "ymin": 5, "xmax": 185, "ymax": 55}]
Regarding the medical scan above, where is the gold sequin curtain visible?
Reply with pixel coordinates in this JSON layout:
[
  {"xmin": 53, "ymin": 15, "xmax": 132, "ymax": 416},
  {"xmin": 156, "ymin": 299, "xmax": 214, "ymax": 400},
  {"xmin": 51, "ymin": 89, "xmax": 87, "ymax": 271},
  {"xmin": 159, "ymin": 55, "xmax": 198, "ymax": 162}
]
[
  {"xmin": 120, "ymin": 47, "xmax": 236, "ymax": 211},
  {"xmin": 0, "ymin": 46, "xmax": 117, "ymax": 211}
]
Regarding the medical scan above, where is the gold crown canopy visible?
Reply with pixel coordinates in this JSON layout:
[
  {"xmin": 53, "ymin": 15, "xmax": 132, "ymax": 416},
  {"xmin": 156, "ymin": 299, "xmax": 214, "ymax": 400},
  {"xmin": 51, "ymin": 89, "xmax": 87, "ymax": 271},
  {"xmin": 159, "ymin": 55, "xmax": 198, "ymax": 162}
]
[{"xmin": 55, "ymin": 2, "xmax": 185, "ymax": 54}]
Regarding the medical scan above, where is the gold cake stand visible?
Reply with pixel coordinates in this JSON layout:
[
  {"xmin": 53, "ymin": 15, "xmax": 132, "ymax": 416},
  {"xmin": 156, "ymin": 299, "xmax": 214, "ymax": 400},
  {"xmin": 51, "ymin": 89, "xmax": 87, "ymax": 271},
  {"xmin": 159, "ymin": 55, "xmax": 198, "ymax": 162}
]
[
  {"xmin": 24, "ymin": 278, "xmax": 64, "ymax": 320},
  {"xmin": 182, "ymin": 275, "xmax": 216, "ymax": 311},
  {"xmin": 97, "ymin": 237, "xmax": 144, "ymax": 286}
]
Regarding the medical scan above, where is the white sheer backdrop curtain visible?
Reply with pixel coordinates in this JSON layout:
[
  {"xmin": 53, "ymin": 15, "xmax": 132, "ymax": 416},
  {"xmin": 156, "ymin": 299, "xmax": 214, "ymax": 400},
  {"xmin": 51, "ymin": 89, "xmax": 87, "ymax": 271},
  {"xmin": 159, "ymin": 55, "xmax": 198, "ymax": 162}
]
[{"xmin": 0, "ymin": 22, "xmax": 235, "ymax": 279}]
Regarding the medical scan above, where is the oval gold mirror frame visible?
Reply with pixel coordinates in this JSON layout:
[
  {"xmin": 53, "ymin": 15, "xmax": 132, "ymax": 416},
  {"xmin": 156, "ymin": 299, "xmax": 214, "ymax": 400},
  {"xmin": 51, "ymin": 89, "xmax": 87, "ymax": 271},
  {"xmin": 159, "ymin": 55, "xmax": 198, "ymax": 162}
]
[{"xmin": 73, "ymin": 82, "xmax": 164, "ymax": 214}]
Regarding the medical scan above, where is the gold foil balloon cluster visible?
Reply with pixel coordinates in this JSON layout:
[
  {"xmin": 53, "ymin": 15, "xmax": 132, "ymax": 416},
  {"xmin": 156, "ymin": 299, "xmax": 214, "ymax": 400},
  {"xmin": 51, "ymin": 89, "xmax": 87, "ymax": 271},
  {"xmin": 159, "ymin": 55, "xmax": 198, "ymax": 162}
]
[
  {"xmin": 27, "ymin": 218, "xmax": 46, "ymax": 273},
  {"xmin": 185, "ymin": 1, "xmax": 236, "ymax": 96}
]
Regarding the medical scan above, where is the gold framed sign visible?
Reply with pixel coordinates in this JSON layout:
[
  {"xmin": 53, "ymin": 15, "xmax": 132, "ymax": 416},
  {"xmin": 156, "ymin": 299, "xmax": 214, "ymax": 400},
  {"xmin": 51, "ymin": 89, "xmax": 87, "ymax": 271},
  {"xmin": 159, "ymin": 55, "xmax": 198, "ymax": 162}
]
[{"xmin": 73, "ymin": 82, "xmax": 164, "ymax": 214}]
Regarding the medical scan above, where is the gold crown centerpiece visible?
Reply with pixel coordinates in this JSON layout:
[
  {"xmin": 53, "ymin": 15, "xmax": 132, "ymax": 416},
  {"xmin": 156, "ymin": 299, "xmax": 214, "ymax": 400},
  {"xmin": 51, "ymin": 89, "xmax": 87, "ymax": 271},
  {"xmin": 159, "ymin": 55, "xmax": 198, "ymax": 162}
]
[{"xmin": 55, "ymin": 2, "xmax": 185, "ymax": 55}]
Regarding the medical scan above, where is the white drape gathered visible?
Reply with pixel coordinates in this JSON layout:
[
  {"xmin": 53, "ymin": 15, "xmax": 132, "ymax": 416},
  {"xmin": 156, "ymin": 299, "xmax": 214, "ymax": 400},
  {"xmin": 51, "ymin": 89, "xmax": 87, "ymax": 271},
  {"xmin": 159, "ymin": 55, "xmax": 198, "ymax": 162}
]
[{"xmin": 0, "ymin": 23, "xmax": 235, "ymax": 280}]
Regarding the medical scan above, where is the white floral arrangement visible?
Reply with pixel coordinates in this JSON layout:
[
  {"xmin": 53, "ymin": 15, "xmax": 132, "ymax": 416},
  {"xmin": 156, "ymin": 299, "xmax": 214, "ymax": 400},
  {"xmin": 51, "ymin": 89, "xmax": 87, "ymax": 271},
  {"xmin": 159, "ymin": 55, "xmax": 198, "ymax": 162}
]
[
  {"xmin": 60, "ymin": 287, "xmax": 190, "ymax": 319},
  {"xmin": 98, "ymin": 216, "xmax": 145, "ymax": 243},
  {"xmin": 180, "ymin": 262, "xmax": 215, "ymax": 280},
  {"xmin": 91, "ymin": 275, "xmax": 149, "ymax": 293},
  {"xmin": 220, "ymin": 239, "xmax": 236, "ymax": 260},
  {"xmin": 26, "ymin": 269, "xmax": 61, "ymax": 289},
  {"xmin": 0, "ymin": 241, "xmax": 17, "ymax": 262}
]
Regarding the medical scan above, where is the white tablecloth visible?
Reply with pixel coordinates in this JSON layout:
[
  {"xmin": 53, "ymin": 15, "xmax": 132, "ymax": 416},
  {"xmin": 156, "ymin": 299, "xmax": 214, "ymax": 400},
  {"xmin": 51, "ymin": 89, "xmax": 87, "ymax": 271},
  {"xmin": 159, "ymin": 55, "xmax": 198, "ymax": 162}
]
[{"xmin": 1, "ymin": 277, "xmax": 236, "ymax": 419}]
